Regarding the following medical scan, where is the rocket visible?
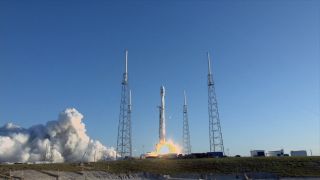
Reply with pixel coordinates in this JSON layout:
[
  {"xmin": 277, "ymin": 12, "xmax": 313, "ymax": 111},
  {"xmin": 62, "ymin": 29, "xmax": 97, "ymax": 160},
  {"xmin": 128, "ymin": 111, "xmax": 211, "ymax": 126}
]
[{"xmin": 159, "ymin": 86, "xmax": 166, "ymax": 143}]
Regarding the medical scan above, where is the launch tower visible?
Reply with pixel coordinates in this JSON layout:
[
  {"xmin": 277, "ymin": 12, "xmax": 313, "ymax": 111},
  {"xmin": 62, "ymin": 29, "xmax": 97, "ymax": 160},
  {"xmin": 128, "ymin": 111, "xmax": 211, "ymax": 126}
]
[
  {"xmin": 182, "ymin": 91, "xmax": 191, "ymax": 154},
  {"xmin": 116, "ymin": 49, "xmax": 132, "ymax": 158},
  {"xmin": 207, "ymin": 52, "xmax": 224, "ymax": 154}
]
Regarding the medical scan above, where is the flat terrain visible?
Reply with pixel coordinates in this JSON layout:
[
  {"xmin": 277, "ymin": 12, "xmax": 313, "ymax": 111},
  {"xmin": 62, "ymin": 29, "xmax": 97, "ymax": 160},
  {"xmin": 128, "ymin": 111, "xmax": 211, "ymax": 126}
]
[{"xmin": 0, "ymin": 157, "xmax": 319, "ymax": 178}]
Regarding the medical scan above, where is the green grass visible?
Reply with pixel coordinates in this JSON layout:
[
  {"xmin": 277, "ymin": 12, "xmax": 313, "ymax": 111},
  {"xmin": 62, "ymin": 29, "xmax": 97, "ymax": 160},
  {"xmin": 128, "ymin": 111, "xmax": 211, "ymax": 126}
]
[{"xmin": 0, "ymin": 157, "xmax": 320, "ymax": 177}]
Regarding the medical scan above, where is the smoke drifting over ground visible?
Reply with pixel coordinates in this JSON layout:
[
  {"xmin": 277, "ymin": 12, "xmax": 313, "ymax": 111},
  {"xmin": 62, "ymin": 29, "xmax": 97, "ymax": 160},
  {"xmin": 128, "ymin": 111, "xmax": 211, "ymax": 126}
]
[{"xmin": 0, "ymin": 108, "xmax": 116, "ymax": 163}]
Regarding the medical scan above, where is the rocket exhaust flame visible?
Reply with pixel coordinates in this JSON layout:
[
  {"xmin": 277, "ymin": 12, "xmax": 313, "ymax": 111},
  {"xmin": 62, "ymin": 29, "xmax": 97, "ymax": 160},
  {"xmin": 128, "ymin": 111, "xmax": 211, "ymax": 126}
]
[{"xmin": 156, "ymin": 139, "xmax": 181, "ymax": 155}]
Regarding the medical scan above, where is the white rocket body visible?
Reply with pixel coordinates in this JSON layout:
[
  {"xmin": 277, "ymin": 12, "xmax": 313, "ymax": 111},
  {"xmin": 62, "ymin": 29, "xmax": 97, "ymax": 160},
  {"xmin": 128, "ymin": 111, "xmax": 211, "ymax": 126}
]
[{"xmin": 159, "ymin": 86, "xmax": 166, "ymax": 143}]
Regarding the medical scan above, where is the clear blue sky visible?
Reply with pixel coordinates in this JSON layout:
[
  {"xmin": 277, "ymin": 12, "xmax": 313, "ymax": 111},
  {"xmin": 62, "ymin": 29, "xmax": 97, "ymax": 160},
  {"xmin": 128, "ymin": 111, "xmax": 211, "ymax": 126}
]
[{"xmin": 0, "ymin": 0, "xmax": 319, "ymax": 156}]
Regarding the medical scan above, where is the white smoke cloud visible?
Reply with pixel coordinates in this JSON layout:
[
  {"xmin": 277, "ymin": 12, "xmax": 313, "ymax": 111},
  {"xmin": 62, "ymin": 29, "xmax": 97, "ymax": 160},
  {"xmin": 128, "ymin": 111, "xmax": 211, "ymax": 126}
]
[{"xmin": 0, "ymin": 108, "xmax": 116, "ymax": 163}]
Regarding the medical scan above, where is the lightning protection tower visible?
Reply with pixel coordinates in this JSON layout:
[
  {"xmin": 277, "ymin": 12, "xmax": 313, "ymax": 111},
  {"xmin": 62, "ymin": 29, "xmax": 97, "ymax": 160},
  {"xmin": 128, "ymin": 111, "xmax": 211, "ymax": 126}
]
[
  {"xmin": 207, "ymin": 52, "xmax": 224, "ymax": 154},
  {"xmin": 182, "ymin": 91, "xmax": 191, "ymax": 154},
  {"xmin": 116, "ymin": 49, "xmax": 132, "ymax": 158}
]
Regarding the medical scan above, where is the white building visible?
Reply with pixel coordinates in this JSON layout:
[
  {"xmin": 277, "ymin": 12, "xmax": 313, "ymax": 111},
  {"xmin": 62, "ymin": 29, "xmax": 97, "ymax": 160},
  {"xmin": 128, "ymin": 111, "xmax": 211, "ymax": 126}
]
[
  {"xmin": 290, "ymin": 150, "xmax": 307, "ymax": 157},
  {"xmin": 250, "ymin": 150, "xmax": 265, "ymax": 157},
  {"xmin": 267, "ymin": 149, "xmax": 284, "ymax": 157}
]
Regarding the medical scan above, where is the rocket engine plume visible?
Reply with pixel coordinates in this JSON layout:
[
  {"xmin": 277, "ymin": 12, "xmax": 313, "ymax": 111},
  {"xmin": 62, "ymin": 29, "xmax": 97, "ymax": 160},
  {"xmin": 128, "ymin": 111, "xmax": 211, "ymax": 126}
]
[{"xmin": 0, "ymin": 108, "xmax": 116, "ymax": 163}]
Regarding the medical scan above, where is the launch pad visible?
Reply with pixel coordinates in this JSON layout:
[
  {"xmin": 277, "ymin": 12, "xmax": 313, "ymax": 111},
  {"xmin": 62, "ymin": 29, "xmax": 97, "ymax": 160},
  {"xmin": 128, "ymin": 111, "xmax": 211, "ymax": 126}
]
[{"xmin": 116, "ymin": 50, "xmax": 224, "ymax": 159}]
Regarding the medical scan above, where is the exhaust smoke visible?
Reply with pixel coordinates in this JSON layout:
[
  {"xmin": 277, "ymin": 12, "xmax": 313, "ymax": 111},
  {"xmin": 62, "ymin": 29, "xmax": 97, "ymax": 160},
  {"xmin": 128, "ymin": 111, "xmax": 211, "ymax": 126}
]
[{"xmin": 0, "ymin": 108, "xmax": 116, "ymax": 163}]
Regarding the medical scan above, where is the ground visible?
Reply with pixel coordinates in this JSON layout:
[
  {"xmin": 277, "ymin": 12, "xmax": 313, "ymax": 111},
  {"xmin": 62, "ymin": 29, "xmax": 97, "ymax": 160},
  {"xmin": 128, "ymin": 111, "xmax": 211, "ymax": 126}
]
[{"xmin": 0, "ymin": 157, "xmax": 319, "ymax": 179}]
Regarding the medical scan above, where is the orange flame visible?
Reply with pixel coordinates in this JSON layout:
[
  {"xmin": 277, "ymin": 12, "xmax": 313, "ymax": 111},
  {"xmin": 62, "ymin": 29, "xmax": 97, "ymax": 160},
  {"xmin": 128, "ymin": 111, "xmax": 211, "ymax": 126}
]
[{"xmin": 146, "ymin": 139, "xmax": 181, "ymax": 157}]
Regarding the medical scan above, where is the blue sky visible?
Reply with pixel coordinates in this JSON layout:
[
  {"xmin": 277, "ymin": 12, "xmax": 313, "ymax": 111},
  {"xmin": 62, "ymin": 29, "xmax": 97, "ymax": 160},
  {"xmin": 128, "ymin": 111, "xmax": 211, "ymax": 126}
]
[{"xmin": 0, "ymin": 0, "xmax": 319, "ymax": 156}]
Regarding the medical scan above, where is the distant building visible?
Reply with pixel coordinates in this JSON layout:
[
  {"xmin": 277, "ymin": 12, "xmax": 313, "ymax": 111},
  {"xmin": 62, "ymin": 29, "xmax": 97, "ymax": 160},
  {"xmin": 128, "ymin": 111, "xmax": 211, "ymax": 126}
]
[
  {"xmin": 290, "ymin": 150, "xmax": 307, "ymax": 157},
  {"xmin": 250, "ymin": 150, "xmax": 265, "ymax": 157},
  {"xmin": 267, "ymin": 149, "xmax": 284, "ymax": 157}
]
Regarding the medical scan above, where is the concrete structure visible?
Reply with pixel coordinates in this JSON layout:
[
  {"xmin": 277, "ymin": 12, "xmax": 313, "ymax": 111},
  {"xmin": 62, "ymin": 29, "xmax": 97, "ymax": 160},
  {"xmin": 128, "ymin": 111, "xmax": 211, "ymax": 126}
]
[
  {"xmin": 290, "ymin": 150, "xmax": 307, "ymax": 157},
  {"xmin": 250, "ymin": 150, "xmax": 265, "ymax": 157},
  {"xmin": 267, "ymin": 149, "xmax": 284, "ymax": 157}
]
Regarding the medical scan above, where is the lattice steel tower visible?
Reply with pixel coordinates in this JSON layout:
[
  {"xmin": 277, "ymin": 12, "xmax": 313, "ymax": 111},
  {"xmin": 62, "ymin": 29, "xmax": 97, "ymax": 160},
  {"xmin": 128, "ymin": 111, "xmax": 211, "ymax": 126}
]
[
  {"xmin": 116, "ymin": 49, "xmax": 132, "ymax": 158},
  {"xmin": 207, "ymin": 52, "xmax": 224, "ymax": 153},
  {"xmin": 182, "ymin": 91, "xmax": 191, "ymax": 154}
]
